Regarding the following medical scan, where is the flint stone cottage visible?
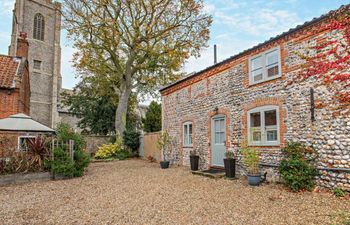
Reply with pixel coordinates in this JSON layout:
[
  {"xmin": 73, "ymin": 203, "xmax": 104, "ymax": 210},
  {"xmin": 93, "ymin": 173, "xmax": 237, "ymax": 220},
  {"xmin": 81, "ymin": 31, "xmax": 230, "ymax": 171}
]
[{"xmin": 160, "ymin": 7, "xmax": 350, "ymax": 189}]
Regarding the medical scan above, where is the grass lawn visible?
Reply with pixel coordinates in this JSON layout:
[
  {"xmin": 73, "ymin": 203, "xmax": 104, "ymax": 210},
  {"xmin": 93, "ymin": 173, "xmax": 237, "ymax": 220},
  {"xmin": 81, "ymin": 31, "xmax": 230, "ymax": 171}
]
[{"xmin": 0, "ymin": 159, "xmax": 349, "ymax": 225}]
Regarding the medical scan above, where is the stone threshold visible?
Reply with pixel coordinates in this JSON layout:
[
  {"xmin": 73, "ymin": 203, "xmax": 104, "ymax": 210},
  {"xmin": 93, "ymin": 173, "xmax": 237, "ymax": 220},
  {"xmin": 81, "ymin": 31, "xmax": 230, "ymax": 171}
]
[{"xmin": 192, "ymin": 169, "xmax": 226, "ymax": 179}]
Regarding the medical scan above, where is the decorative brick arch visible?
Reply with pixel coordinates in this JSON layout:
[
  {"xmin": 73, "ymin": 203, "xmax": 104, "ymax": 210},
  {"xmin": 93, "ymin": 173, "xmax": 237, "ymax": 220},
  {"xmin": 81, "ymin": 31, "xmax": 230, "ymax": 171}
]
[
  {"xmin": 207, "ymin": 107, "xmax": 231, "ymax": 167},
  {"xmin": 242, "ymin": 97, "xmax": 287, "ymax": 148}
]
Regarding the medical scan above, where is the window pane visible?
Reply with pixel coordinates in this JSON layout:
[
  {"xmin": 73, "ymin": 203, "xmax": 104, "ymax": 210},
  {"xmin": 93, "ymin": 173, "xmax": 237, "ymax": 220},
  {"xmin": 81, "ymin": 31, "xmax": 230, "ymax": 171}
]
[
  {"xmin": 265, "ymin": 110, "xmax": 277, "ymax": 126},
  {"xmin": 220, "ymin": 119, "xmax": 225, "ymax": 132},
  {"xmin": 184, "ymin": 125, "xmax": 188, "ymax": 145},
  {"xmin": 267, "ymin": 130, "xmax": 278, "ymax": 141},
  {"xmin": 252, "ymin": 69, "xmax": 263, "ymax": 82},
  {"xmin": 215, "ymin": 120, "xmax": 220, "ymax": 132},
  {"xmin": 220, "ymin": 132, "xmax": 225, "ymax": 144},
  {"xmin": 250, "ymin": 112, "xmax": 261, "ymax": 127},
  {"xmin": 215, "ymin": 133, "xmax": 220, "ymax": 144},
  {"xmin": 252, "ymin": 130, "xmax": 261, "ymax": 141},
  {"xmin": 189, "ymin": 124, "xmax": 192, "ymax": 136},
  {"xmin": 267, "ymin": 65, "xmax": 279, "ymax": 77},
  {"xmin": 189, "ymin": 134, "xmax": 192, "ymax": 145},
  {"xmin": 266, "ymin": 50, "xmax": 278, "ymax": 66},
  {"xmin": 251, "ymin": 56, "xmax": 262, "ymax": 70}
]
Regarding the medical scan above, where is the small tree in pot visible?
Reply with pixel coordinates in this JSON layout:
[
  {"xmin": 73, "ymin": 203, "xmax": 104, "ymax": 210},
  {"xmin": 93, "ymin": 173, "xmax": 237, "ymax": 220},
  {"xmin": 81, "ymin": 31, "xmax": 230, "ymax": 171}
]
[
  {"xmin": 224, "ymin": 151, "xmax": 236, "ymax": 179},
  {"xmin": 241, "ymin": 145, "xmax": 261, "ymax": 186},
  {"xmin": 157, "ymin": 131, "xmax": 171, "ymax": 169},
  {"xmin": 189, "ymin": 150, "xmax": 199, "ymax": 171}
]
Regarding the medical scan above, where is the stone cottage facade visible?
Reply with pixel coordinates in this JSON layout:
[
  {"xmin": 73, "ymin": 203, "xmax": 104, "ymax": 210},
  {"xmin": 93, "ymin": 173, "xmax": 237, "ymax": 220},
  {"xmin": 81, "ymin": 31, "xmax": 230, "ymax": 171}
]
[
  {"xmin": 160, "ymin": 8, "xmax": 350, "ymax": 189},
  {"xmin": 0, "ymin": 32, "xmax": 30, "ymax": 119}
]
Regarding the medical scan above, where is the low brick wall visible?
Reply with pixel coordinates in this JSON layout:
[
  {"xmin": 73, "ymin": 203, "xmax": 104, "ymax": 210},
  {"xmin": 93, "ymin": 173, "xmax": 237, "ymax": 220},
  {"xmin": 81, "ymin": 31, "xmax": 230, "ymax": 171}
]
[
  {"xmin": 0, "ymin": 172, "xmax": 51, "ymax": 186},
  {"xmin": 84, "ymin": 135, "xmax": 111, "ymax": 154}
]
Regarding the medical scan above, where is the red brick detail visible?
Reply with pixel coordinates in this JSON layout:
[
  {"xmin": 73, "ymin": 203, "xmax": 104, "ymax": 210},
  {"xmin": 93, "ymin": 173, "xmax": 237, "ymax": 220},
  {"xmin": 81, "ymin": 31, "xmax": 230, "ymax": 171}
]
[
  {"xmin": 179, "ymin": 117, "xmax": 195, "ymax": 165},
  {"xmin": 207, "ymin": 107, "xmax": 230, "ymax": 167},
  {"xmin": 160, "ymin": 18, "xmax": 332, "ymax": 96},
  {"xmin": 242, "ymin": 97, "xmax": 287, "ymax": 148}
]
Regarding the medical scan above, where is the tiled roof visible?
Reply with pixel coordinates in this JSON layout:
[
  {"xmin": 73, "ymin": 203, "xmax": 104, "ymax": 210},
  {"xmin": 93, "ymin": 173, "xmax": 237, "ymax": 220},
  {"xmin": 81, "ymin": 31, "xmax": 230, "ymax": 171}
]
[
  {"xmin": 160, "ymin": 4, "xmax": 348, "ymax": 92},
  {"xmin": 0, "ymin": 55, "xmax": 21, "ymax": 89}
]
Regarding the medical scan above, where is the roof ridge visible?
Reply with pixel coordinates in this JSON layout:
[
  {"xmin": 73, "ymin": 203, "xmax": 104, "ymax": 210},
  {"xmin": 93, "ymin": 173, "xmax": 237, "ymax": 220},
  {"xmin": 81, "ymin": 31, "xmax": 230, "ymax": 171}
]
[{"xmin": 160, "ymin": 4, "xmax": 349, "ymax": 92}]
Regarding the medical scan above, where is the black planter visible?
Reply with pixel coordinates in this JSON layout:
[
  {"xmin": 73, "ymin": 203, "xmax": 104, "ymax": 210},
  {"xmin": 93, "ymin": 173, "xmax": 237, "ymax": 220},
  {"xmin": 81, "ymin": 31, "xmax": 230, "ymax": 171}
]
[
  {"xmin": 224, "ymin": 158, "xmax": 236, "ymax": 178},
  {"xmin": 160, "ymin": 161, "xmax": 170, "ymax": 169},
  {"xmin": 190, "ymin": 155, "xmax": 199, "ymax": 171}
]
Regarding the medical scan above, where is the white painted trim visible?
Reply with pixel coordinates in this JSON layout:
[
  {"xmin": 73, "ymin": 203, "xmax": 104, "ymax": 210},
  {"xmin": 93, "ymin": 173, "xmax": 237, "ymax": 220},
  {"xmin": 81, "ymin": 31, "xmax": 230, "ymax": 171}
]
[
  {"xmin": 18, "ymin": 136, "xmax": 36, "ymax": 151},
  {"xmin": 247, "ymin": 105, "xmax": 280, "ymax": 146},
  {"xmin": 183, "ymin": 122, "xmax": 193, "ymax": 147},
  {"xmin": 248, "ymin": 46, "xmax": 282, "ymax": 85}
]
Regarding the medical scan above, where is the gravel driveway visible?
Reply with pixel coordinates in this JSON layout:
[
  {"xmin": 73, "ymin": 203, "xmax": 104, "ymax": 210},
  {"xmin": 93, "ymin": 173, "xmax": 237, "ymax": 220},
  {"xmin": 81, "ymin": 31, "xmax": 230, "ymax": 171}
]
[{"xmin": 0, "ymin": 159, "xmax": 349, "ymax": 225}]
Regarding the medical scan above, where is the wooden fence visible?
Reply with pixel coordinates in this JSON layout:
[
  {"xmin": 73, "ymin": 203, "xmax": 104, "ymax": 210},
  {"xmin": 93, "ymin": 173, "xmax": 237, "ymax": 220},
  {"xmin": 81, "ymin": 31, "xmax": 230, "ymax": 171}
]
[{"xmin": 139, "ymin": 132, "xmax": 161, "ymax": 161}]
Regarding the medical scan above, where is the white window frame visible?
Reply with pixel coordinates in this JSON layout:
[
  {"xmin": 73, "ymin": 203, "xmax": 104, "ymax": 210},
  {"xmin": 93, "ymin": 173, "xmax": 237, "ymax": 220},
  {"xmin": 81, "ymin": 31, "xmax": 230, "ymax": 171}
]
[
  {"xmin": 248, "ymin": 46, "xmax": 282, "ymax": 85},
  {"xmin": 18, "ymin": 136, "xmax": 36, "ymax": 151},
  {"xmin": 183, "ymin": 122, "xmax": 193, "ymax": 147},
  {"xmin": 247, "ymin": 105, "xmax": 280, "ymax": 146}
]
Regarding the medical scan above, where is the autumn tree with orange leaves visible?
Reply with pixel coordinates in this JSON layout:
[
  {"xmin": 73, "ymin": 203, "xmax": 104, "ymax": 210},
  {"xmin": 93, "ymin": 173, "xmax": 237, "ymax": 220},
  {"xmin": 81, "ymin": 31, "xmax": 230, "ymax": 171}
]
[{"xmin": 63, "ymin": 0, "xmax": 212, "ymax": 136}]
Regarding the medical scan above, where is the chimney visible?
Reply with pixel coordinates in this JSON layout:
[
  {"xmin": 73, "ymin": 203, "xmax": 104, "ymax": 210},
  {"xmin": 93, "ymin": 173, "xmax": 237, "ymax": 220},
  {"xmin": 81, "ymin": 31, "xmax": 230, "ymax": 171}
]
[
  {"xmin": 214, "ymin": 44, "xmax": 217, "ymax": 64},
  {"xmin": 16, "ymin": 32, "xmax": 28, "ymax": 58}
]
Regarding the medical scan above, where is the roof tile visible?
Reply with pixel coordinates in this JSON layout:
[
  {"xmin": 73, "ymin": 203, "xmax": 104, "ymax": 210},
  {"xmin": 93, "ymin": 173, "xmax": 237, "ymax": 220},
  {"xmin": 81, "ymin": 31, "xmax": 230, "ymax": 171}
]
[{"xmin": 0, "ymin": 55, "xmax": 21, "ymax": 89}]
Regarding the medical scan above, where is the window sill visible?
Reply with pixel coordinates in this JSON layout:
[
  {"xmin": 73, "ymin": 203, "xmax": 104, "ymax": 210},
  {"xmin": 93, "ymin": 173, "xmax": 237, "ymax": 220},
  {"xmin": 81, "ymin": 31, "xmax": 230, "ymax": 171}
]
[
  {"xmin": 249, "ymin": 75, "xmax": 282, "ymax": 87},
  {"xmin": 183, "ymin": 145, "xmax": 193, "ymax": 148}
]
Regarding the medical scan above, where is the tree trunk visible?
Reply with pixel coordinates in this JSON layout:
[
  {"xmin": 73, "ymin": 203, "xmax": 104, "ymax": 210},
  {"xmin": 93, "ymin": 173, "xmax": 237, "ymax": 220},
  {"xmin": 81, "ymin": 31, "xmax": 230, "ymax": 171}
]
[{"xmin": 115, "ymin": 84, "xmax": 132, "ymax": 137}]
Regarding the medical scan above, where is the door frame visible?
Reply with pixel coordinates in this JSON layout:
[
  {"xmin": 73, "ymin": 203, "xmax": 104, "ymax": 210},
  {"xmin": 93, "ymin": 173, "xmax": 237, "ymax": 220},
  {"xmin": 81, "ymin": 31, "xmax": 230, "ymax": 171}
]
[{"xmin": 209, "ymin": 113, "xmax": 228, "ymax": 168}]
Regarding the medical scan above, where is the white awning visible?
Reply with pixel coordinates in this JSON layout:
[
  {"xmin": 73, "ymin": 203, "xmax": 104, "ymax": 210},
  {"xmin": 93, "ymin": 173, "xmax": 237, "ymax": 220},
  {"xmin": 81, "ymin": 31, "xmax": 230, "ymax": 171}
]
[{"xmin": 0, "ymin": 114, "xmax": 55, "ymax": 133}]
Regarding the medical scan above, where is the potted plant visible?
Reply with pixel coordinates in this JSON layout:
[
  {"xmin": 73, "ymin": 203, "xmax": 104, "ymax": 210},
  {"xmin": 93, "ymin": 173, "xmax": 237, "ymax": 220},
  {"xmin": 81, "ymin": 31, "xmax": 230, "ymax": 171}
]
[
  {"xmin": 189, "ymin": 150, "xmax": 199, "ymax": 171},
  {"xmin": 241, "ymin": 146, "xmax": 261, "ymax": 186},
  {"xmin": 224, "ymin": 151, "xmax": 236, "ymax": 179},
  {"xmin": 157, "ymin": 131, "xmax": 170, "ymax": 169}
]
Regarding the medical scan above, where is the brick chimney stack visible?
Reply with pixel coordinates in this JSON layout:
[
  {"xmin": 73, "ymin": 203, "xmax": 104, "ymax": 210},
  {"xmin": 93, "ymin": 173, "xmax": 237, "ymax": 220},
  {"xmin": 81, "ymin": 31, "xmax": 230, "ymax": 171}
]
[{"xmin": 16, "ymin": 32, "xmax": 29, "ymax": 58}]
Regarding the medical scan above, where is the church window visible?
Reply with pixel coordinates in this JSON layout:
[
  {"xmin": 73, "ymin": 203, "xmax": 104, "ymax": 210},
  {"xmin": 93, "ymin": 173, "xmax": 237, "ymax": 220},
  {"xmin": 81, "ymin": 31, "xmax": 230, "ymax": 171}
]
[{"xmin": 33, "ymin": 13, "xmax": 45, "ymax": 41}]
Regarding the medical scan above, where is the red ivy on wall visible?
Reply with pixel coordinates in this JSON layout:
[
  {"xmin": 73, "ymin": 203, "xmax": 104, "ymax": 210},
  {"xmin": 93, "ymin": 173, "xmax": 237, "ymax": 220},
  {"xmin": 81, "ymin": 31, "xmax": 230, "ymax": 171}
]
[{"xmin": 300, "ymin": 6, "xmax": 350, "ymax": 108}]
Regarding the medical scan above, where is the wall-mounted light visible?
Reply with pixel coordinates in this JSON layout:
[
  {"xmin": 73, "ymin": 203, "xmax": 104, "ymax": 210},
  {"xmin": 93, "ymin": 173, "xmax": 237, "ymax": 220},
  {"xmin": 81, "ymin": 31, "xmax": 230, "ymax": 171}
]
[{"xmin": 214, "ymin": 107, "xmax": 219, "ymax": 114}]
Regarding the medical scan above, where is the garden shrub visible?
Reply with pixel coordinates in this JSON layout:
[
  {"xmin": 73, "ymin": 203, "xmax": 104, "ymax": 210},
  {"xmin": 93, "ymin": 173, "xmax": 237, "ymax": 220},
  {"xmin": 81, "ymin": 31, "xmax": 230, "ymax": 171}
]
[
  {"xmin": 49, "ymin": 148, "xmax": 76, "ymax": 178},
  {"xmin": 56, "ymin": 122, "xmax": 86, "ymax": 151},
  {"xmin": 95, "ymin": 137, "xmax": 123, "ymax": 159},
  {"xmin": 333, "ymin": 187, "xmax": 346, "ymax": 197},
  {"xmin": 73, "ymin": 149, "xmax": 90, "ymax": 177},
  {"xmin": 279, "ymin": 142, "xmax": 318, "ymax": 192},
  {"xmin": 47, "ymin": 147, "xmax": 90, "ymax": 178},
  {"xmin": 123, "ymin": 129, "xmax": 140, "ymax": 155}
]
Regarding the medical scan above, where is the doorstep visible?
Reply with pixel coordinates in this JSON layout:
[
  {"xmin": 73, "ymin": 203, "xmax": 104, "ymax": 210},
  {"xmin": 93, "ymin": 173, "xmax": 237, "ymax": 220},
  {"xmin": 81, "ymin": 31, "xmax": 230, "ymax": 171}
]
[{"xmin": 192, "ymin": 168, "xmax": 226, "ymax": 179}]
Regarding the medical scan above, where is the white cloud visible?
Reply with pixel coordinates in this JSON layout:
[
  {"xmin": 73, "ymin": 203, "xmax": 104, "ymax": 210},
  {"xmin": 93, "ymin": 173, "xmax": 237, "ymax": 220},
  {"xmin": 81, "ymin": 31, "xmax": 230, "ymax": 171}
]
[{"xmin": 0, "ymin": 0, "xmax": 15, "ymax": 17}]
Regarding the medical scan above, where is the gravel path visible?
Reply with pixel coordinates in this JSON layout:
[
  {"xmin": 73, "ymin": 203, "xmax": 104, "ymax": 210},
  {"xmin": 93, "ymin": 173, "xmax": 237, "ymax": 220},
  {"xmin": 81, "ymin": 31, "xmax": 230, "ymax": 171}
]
[{"xmin": 0, "ymin": 159, "xmax": 349, "ymax": 225}]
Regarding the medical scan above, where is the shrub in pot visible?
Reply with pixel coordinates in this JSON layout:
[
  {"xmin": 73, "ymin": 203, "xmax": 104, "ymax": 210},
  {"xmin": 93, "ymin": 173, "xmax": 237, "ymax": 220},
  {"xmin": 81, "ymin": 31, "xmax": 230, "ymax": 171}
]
[
  {"xmin": 224, "ymin": 151, "xmax": 236, "ymax": 178},
  {"xmin": 157, "ymin": 131, "xmax": 171, "ymax": 169},
  {"xmin": 190, "ymin": 150, "xmax": 199, "ymax": 171},
  {"xmin": 241, "ymin": 146, "xmax": 261, "ymax": 186}
]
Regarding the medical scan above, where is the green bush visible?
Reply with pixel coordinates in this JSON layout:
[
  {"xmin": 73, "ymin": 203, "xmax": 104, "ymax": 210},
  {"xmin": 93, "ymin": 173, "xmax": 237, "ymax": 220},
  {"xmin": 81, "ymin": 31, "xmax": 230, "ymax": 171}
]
[
  {"xmin": 279, "ymin": 142, "xmax": 318, "ymax": 192},
  {"xmin": 47, "ymin": 147, "xmax": 90, "ymax": 178},
  {"xmin": 56, "ymin": 123, "xmax": 86, "ymax": 151},
  {"xmin": 48, "ymin": 148, "xmax": 76, "ymax": 178},
  {"xmin": 123, "ymin": 129, "xmax": 140, "ymax": 155},
  {"xmin": 73, "ymin": 149, "xmax": 90, "ymax": 177},
  {"xmin": 333, "ymin": 188, "xmax": 346, "ymax": 197}
]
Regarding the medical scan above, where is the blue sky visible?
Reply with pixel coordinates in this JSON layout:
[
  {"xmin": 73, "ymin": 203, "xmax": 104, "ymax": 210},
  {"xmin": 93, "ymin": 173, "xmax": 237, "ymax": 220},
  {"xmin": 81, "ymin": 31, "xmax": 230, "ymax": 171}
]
[{"xmin": 0, "ymin": 0, "xmax": 349, "ymax": 89}]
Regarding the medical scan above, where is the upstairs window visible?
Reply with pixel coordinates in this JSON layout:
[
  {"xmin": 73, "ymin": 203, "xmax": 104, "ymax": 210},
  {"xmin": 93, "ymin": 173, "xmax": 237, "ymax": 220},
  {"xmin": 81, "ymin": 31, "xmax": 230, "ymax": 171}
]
[
  {"xmin": 33, "ymin": 60, "xmax": 41, "ymax": 70},
  {"xmin": 183, "ymin": 122, "xmax": 193, "ymax": 147},
  {"xmin": 248, "ymin": 106, "xmax": 280, "ymax": 146},
  {"xmin": 33, "ymin": 13, "xmax": 45, "ymax": 41},
  {"xmin": 249, "ymin": 47, "xmax": 281, "ymax": 85}
]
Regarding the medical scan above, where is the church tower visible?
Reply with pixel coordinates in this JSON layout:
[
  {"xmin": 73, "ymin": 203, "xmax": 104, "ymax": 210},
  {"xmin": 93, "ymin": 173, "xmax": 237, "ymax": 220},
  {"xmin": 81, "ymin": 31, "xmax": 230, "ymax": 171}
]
[{"xmin": 9, "ymin": 0, "xmax": 62, "ymax": 128}]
